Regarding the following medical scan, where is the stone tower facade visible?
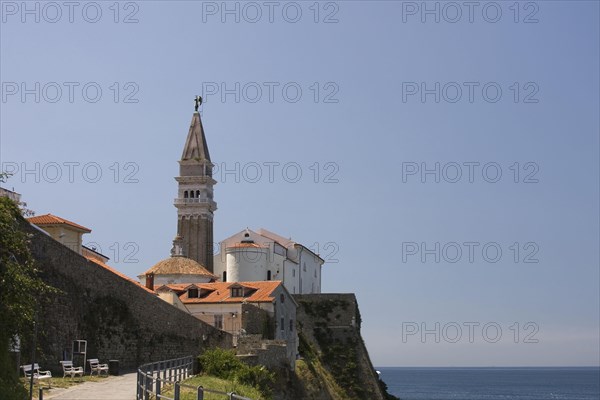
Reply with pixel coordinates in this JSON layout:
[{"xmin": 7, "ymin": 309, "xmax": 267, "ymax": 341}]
[{"xmin": 174, "ymin": 110, "xmax": 217, "ymax": 272}]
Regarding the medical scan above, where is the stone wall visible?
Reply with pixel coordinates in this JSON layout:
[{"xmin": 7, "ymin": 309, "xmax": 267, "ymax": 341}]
[
  {"xmin": 294, "ymin": 294, "xmax": 387, "ymax": 400},
  {"xmin": 236, "ymin": 335, "xmax": 289, "ymax": 370},
  {"xmin": 241, "ymin": 303, "xmax": 273, "ymax": 337},
  {"xmin": 21, "ymin": 221, "xmax": 232, "ymax": 373}
]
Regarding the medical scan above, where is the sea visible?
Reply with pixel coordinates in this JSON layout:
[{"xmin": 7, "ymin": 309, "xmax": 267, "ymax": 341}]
[{"xmin": 377, "ymin": 367, "xmax": 600, "ymax": 400}]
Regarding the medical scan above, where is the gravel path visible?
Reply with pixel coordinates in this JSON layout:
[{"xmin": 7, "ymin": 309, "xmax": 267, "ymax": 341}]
[{"xmin": 44, "ymin": 373, "xmax": 137, "ymax": 400}]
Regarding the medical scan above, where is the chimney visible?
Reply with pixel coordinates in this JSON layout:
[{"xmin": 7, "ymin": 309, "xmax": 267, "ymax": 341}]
[{"xmin": 145, "ymin": 273, "xmax": 155, "ymax": 291}]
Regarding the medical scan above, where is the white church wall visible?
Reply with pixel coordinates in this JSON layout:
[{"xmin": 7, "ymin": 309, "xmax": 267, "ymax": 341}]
[
  {"xmin": 226, "ymin": 247, "xmax": 269, "ymax": 282},
  {"xmin": 213, "ymin": 253, "xmax": 226, "ymax": 281},
  {"xmin": 298, "ymin": 246, "xmax": 322, "ymax": 294},
  {"xmin": 283, "ymin": 259, "xmax": 300, "ymax": 294}
]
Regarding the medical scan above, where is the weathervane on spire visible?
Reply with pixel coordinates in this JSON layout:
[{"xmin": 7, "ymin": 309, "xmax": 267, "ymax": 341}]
[{"xmin": 194, "ymin": 95, "xmax": 202, "ymax": 112}]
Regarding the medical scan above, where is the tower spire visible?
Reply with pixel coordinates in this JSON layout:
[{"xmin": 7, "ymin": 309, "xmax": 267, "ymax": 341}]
[{"xmin": 181, "ymin": 103, "xmax": 211, "ymax": 162}]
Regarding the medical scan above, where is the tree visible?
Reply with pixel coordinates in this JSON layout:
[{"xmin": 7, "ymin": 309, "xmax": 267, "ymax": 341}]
[{"xmin": 0, "ymin": 174, "xmax": 55, "ymax": 398}]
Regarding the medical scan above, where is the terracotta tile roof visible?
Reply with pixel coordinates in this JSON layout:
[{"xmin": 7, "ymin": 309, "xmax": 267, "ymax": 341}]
[
  {"xmin": 227, "ymin": 242, "xmax": 268, "ymax": 249},
  {"xmin": 85, "ymin": 256, "xmax": 155, "ymax": 294},
  {"xmin": 155, "ymin": 283, "xmax": 192, "ymax": 292},
  {"xmin": 28, "ymin": 214, "xmax": 91, "ymax": 233},
  {"xmin": 142, "ymin": 256, "xmax": 216, "ymax": 278},
  {"xmin": 257, "ymin": 228, "xmax": 295, "ymax": 248},
  {"xmin": 166, "ymin": 281, "xmax": 282, "ymax": 304}
]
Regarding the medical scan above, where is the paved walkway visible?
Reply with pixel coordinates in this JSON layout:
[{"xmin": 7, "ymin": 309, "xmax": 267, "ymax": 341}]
[{"xmin": 45, "ymin": 373, "xmax": 137, "ymax": 400}]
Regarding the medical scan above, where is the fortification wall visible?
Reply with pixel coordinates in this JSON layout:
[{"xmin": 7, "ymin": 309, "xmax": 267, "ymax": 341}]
[
  {"xmin": 293, "ymin": 293, "xmax": 387, "ymax": 400},
  {"xmin": 22, "ymin": 221, "xmax": 232, "ymax": 373}
]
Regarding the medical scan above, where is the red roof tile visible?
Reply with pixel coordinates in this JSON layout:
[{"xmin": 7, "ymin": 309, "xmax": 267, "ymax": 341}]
[
  {"xmin": 161, "ymin": 281, "xmax": 282, "ymax": 304},
  {"xmin": 142, "ymin": 257, "xmax": 216, "ymax": 278},
  {"xmin": 28, "ymin": 214, "xmax": 91, "ymax": 232}
]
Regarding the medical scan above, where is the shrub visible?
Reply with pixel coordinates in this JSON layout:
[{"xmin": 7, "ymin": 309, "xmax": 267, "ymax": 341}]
[
  {"xmin": 198, "ymin": 348, "xmax": 275, "ymax": 394},
  {"xmin": 0, "ymin": 187, "xmax": 56, "ymax": 399},
  {"xmin": 198, "ymin": 348, "xmax": 243, "ymax": 379},
  {"xmin": 237, "ymin": 364, "xmax": 274, "ymax": 393}
]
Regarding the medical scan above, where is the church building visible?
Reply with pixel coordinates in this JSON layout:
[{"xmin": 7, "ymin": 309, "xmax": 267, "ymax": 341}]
[
  {"xmin": 134, "ymin": 100, "xmax": 328, "ymax": 368},
  {"xmin": 214, "ymin": 228, "xmax": 324, "ymax": 294},
  {"xmin": 138, "ymin": 99, "xmax": 324, "ymax": 294}
]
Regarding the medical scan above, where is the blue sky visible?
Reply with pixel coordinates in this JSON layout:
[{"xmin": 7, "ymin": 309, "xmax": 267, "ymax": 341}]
[{"xmin": 1, "ymin": 1, "xmax": 598, "ymax": 366}]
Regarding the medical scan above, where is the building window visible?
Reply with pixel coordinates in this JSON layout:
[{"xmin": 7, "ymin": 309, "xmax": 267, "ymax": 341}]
[
  {"xmin": 231, "ymin": 287, "xmax": 243, "ymax": 297},
  {"xmin": 280, "ymin": 294, "xmax": 285, "ymax": 303},
  {"xmin": 267, "ymin": 270, "xmax": 272, "ymax": 281},
  {"xmin": 293, "ymin": 286, "xmax": 296, "ymax": 294},
  {"xmin": 292, "ymin": 269, "xmax": 295, "ymax": 277},
  {"xmin": 190, "ymin": 191, "xmax": 195, "ymax": 198},
  {"xmin": 196, "ymin": 190, "xmax": 200, "ymax": 198},
  {"xmin": 184, "ymin": 191, "xmax": 188, "ymax": 198},
  {"xmin": 222, "ymin": 271, "xmax": 227, "ymax": 282},
  {"xmin": 303, "ymin": 262, "xmax": 306, "ymax": 272},
  {"xmin": 314, "ymin": 269, "xmax": 317, "ymax": 278},
  {"xmin": 188, "ymin": 288, "xmax": 198, "ymax": 298},
  {"xmin": 214, "ymin": 315, "xmax": 223, "ymax": 330},
  {"xmin": 290, "ymin": 319, "xmax": 294, "ymax": 331},
  {"xmin": 280, "ymin": 318, "xmax": 285, "ymax": 331}
]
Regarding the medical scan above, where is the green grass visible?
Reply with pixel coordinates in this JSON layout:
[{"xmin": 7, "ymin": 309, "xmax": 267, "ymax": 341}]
[
  {"xmin": 161, "ymin": 374, "xmax": 268, "ymax": 400},
  {"xmin": 20, "ymin": 375, "xmax": 109, "ymax": 398}
]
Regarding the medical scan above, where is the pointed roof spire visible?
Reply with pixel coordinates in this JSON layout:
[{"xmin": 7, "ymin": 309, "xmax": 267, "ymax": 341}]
[{"xmin": 181, "ymin": 96, "xmax": 211, "ymax": 162}]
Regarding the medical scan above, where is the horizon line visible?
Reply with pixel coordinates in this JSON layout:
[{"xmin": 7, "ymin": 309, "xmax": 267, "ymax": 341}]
[{"xmin": 375, "ymin": 365, "xmax": 600, "ymax": 368}]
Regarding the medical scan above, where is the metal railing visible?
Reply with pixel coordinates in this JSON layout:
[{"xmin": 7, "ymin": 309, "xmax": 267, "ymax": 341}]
[{"xmin": 136, "ymin": 356, "xmax": 253, "ymax": 400}]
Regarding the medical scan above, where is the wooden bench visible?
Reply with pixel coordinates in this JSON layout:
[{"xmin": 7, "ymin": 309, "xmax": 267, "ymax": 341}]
[
  {"xmin": 60, "ymin": 360, "xmax": 84, "ymax": 379},
  {"xmin": 21, "ymin": 364, "xmax": 52, "ymax": 386},
  {"xmin": 88, "ymin": 359, "xmax": 109, "ymax": 376}
]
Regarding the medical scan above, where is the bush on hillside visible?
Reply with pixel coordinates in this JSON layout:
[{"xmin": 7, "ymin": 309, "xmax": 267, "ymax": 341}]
[{"xmin": 198, "ymin": 348, "xmax": 275, "ymax": 394}]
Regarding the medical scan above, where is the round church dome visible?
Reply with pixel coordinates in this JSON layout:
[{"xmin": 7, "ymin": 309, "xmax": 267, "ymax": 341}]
[{"xmin": 143, "ymin": 256, "xmax": 215, "ymax": 277}]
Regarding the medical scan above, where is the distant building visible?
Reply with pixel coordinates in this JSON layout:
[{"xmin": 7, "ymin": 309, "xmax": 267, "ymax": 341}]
[
  {"xmin": 214, "ymin": 228, "xmax": 324, "ymax": 294},
  {"xmin": 28, "ymin": 213, "xmax": 93, "ymax": 256},
  {"xmin": 0, "ymin": 187, "xmax": 21, "ymax": 203},
  {"xmin": 27, "ymin": 213, "xmax": 151, "ymax": 293},
  {"xmin": 156, "ymin": 280, "xmax": 298, "ymax": 368}
]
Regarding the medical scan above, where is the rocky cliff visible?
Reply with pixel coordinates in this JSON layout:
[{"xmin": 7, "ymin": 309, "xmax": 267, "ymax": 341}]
[{"xmin": 277, "ymin": 294, "xmax": 393, "ymax": 400}]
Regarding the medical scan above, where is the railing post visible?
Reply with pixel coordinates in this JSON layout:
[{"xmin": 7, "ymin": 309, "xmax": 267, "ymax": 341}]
[
  {"xmin": 156, "ymin": 378, "xmax": 161, "ymax": 397},
  {"xmin": 197, "ymin": 385, "xmax": 204, "ymax": 400},
  {"xmin": 229, "ymin": 392, "xmax": 236, "ymax": 400},
  {"xmin": 144, "ymin": 373, "xmax": 151, "ymax": 400},
  {"xmin": 174, "ymin": 382, "xmax": 181, "ymax": 400},
  {"xmin": 38, "ymin": 388, "xmax": 43, "ymax": 400},
  {"xmin": 136, "ymin": 372, "xmax": 140, "ymax": 399}
]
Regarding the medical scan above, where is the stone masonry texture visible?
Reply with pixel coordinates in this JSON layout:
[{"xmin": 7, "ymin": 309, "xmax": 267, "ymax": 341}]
[{"xmin": 21, "ymin": 221, "xmax": 232, "ymax": 374}]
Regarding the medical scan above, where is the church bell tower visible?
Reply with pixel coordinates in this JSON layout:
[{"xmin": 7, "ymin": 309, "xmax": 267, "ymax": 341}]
[{"xmin": 174, "ymin": 97, "xmax": 217, "ymax": 271}]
